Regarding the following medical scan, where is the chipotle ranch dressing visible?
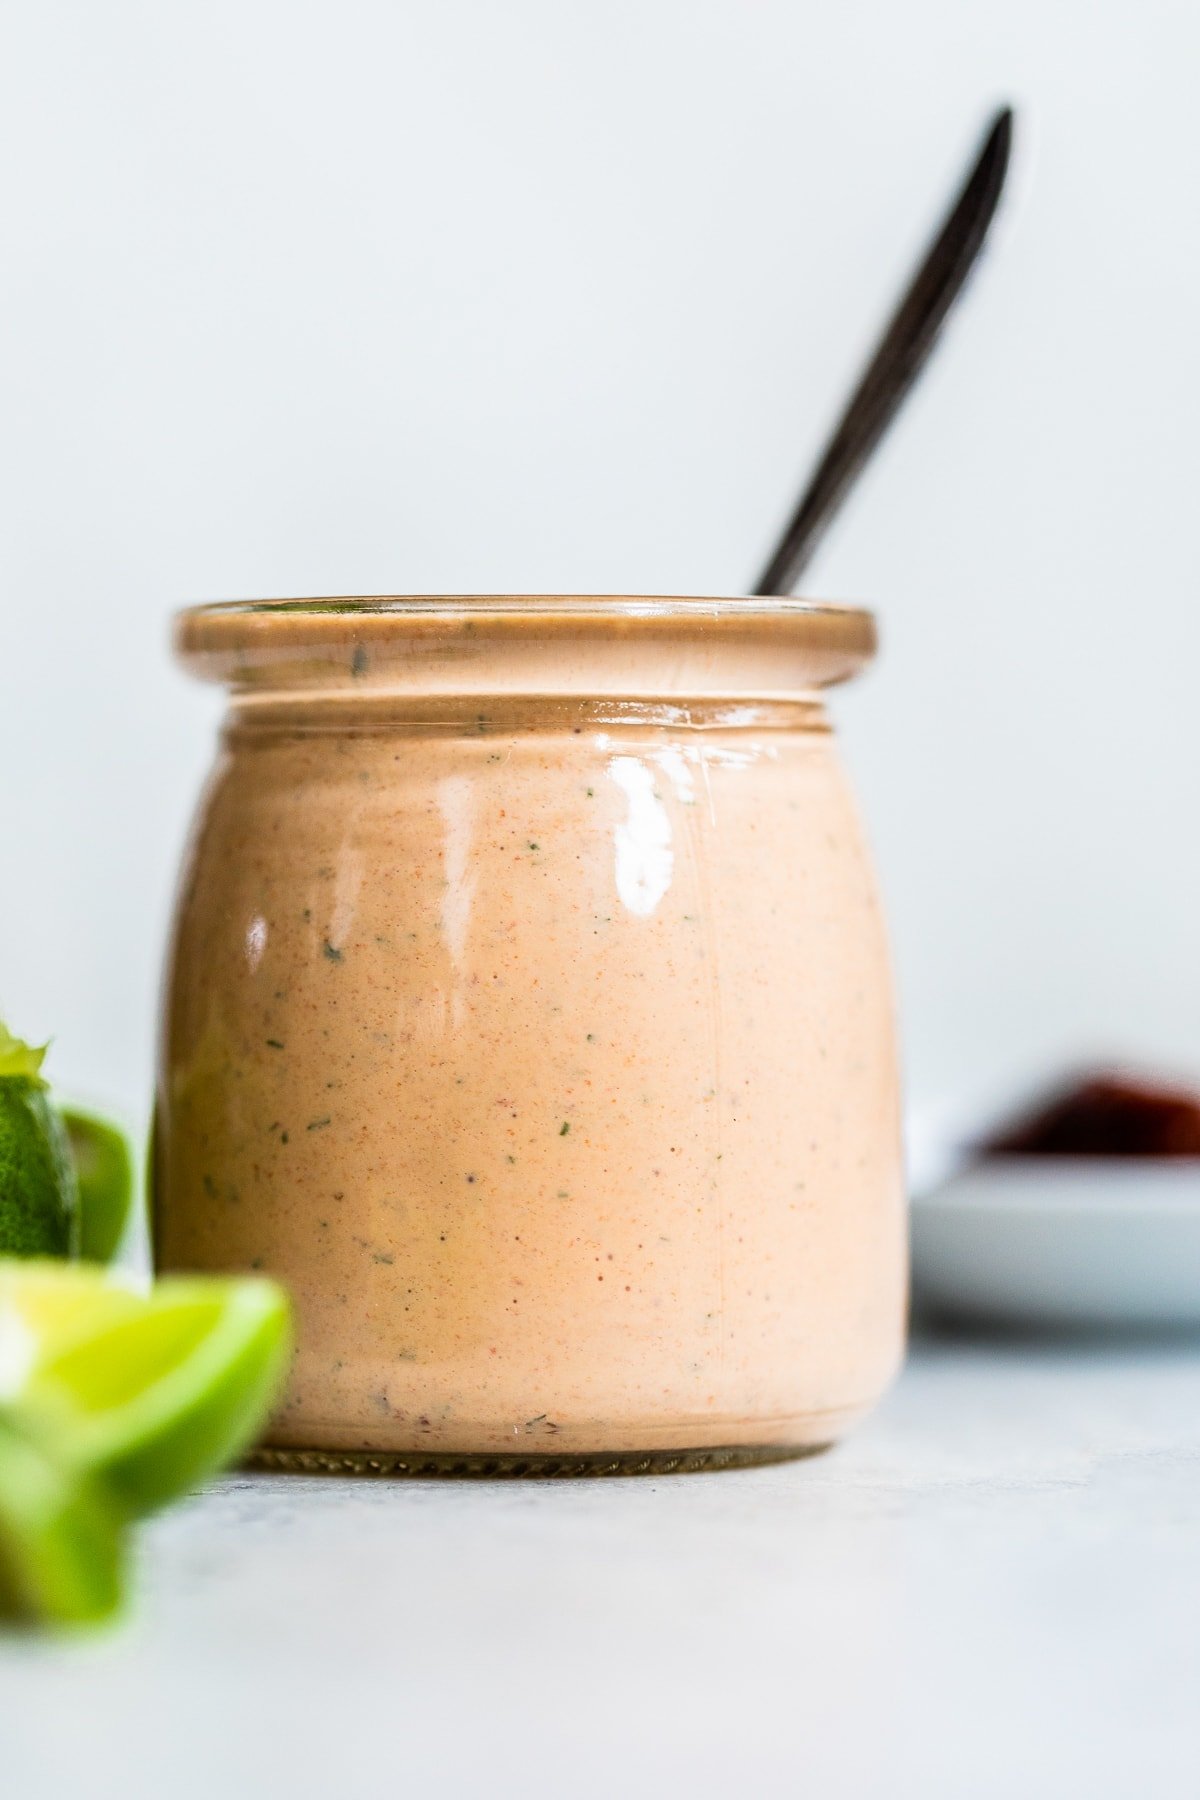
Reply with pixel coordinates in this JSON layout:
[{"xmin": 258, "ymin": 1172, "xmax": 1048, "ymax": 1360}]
[{"xmin": 156, "ymin": 599, "xmax": 906, "ymax": 1469}]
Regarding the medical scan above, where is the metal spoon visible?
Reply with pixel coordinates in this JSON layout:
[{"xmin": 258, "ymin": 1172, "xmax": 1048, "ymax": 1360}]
[{"xmin": 752, "ymin": 105, "xmax": 1014, "ymax": 597}]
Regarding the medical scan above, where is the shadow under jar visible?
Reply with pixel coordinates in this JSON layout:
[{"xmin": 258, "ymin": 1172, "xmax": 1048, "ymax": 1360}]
[{"xmin": 156, "ymin": 597, "xmax": 907, "ymax": 1475}]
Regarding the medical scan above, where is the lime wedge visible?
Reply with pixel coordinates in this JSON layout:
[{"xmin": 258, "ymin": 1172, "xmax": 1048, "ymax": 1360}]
[
  {"xmin": 0, "ymin": 1262, "xmax": 290, "ymax": 1628},
  {"xmin": 0, "ymin": 1409, "xmax": 123, "ymax": 1626},
  {"xmin": 62, "ymin": 1109, "xmax": 135, "ymax": 1264},
  {"xmin": 25, "ymin": 1274, "xmax": 292, "ymax": 1518}
]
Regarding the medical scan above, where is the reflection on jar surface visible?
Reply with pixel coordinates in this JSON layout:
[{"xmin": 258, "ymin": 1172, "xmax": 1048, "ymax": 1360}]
[{"xmin": 156, "ymin": 598, "xmax": 906, "ymax": 1472}]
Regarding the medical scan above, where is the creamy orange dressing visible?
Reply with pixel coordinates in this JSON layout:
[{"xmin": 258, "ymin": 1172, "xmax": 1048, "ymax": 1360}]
[{"xmin": 156, "ymin": 600, "xmax": 905, "ymax": 1463}]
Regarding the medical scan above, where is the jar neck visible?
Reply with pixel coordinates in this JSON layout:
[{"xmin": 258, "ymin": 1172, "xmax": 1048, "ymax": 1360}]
[{"xmin": 223, "ymin": 692, "xmax": 831, "ymax": 740}]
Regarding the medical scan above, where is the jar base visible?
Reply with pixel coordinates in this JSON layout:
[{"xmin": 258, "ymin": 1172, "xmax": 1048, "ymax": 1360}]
[{"xmin": 245, "ymin": 1442, "xmax": 831, "ymax": 1479}]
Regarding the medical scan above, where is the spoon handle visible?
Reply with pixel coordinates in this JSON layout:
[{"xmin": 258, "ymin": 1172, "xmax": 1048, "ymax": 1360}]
[{"xmin": 753, "ymin": 106, "xmax": 1014, "ymax": 597}]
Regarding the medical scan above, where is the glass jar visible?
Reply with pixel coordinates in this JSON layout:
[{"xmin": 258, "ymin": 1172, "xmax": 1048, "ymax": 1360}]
[{"xmin": 155, "ymin": 597, "xmax": 906, "ymax": 1474}]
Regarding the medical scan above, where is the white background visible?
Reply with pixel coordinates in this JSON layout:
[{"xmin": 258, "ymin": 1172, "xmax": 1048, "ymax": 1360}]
[{"xmin": 1, "ymin": 1, "xmax": 1198, "ymax": 1133}]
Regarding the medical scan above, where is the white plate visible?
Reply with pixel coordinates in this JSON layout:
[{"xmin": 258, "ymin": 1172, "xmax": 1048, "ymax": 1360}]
[{"xmin": 911, "ymin": 1158, "xmax": 1200, "ymax": 1329}]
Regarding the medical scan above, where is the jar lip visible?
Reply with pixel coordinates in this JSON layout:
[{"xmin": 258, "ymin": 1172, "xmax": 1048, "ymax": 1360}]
[
  {"xmin": 179, "ymin": 592, "xmax": 871, "ymax": 621},
  {"xmin": 175, "ymin": 595, "xmax": 877, "ymax": 694}
]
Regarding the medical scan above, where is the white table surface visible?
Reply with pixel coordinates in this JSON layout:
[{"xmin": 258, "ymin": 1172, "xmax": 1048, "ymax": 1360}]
[{"xmin": 5, "ymin": 1329, "xmax": 1200, "ymax": 1799}]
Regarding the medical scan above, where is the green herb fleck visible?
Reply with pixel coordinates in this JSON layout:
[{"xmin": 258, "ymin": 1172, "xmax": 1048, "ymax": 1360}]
[
  {"xmin": 559, "ymin": 1121, "xmax": 570, "ymax": 1136},
  {"xmin": 351, "ymin": 644, "xmax": 369, "ymax": 677},
  {"xmin": 323, "ymin": 940, "xmax": 344, "ymax": 963},
  {"xmin": 585, "ymin": 787, "xmax": 594, "ymax": 798},
  {"xmin": 307, "ymin": 1117, "xmax": 332, "ymax": 1132},
  {"xmin": 281, "ymin": 1131, "xmax": 289, "ymax": 1145},
  {"xmin": 265, "ymin": 1038, "xmax": 285, "ymax": 1051},
  {"xmin": 527, "ymin": 841, "xmax": 539, "ymax": 852}
]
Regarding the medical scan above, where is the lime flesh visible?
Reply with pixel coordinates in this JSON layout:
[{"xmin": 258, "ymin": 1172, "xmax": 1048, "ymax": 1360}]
[{"xmin": 0, "ymin": 1260, "xmax": 145, "ymax": 1398}]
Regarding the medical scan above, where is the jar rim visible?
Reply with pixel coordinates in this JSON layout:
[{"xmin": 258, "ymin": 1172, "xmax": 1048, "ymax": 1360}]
[
  {"xmin": 175, "ymin": 595, "xmax": 877, "ymax": 696},
  {"xmin": 180, "ymin": 593, "xmax": 868, "ymax": 618}
]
